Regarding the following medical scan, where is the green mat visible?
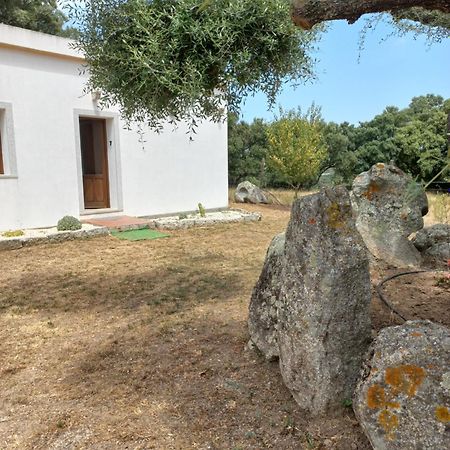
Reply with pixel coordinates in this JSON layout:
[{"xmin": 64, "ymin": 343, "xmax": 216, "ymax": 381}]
[{"xmin": 111, "ymin": 228, "xmax": 169, "ymax": 241}]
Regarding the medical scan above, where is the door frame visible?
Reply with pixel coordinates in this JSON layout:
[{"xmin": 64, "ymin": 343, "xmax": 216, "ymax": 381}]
[
  {"xmin": 79, "ymin": 117, "xmax": 110, "ymax": 209},
  {"xmin": 74, "ymin": 109, "xmax": 123, "ymax": 214}
]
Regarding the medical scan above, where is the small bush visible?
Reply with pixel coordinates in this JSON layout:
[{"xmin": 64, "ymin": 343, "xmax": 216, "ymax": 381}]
[
  {"xmin": 2, "ymin": 229, "xmax": 24, "ymax": 237},
  {"xmin": 178, "ymin": 213, "xmax": 188, "ymax": 220},
  {"xmin": 197, "ymin": 203, "xmax": 206, "ymax": 218},
  {"xmin": 57, "ymin": 216, "xmax": 82, "ymax": 231},
  {"xmin": 436, "ymin": 273, "xmax": 450, "ymax": 289}
]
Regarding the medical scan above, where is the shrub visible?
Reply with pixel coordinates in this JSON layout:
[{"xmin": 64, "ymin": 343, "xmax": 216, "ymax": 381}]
[
  {"xmin": 178, "ymin": 213, "xmax": 188, "ymax": 220},
  {"xmin": 2, "ymin": 229, "xmax": 24, "ymax": 237},
  {"xmin": 57, "ymin": 216, "xmax": 82, "ymax": 231},
  {"xmin": 197, "ymin": 203, "xmax": 206, "ymax": 218}
]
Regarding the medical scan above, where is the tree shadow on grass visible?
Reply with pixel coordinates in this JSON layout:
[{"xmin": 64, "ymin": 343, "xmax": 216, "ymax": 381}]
[
  {"xmin": 51, "ymin": 312, "xmax": 371, "ymax": 450},
  {"xmin": 0, "ymin": 258, "xmax": 245, "ymax": 316}
]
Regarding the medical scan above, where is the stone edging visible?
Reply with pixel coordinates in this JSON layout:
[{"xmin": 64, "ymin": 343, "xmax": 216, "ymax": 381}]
[
  {"xmin": 0, "ymin": 227, "xmax": 109, "ymax": 251},
  {"xmin": 0, "ymin": 210, "xmax": 262, "ymax": 250},
  {"xmin": 145, "ymin": 209, "xmax": 262, "ymax": 230}
]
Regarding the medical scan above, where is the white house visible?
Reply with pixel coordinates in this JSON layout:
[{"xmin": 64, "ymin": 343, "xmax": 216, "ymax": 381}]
[{"xmin": 0, "ymin": 24, "xmax": 228, "ymax": 231}]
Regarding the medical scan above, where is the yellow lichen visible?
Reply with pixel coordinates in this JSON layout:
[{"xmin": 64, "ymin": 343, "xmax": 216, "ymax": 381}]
[
  {"xmin": 435, "ymin": 406, "xmax": 450, "ymax": 423},
  {"xmin": 378, "ymin": 409, "xmax": 399, "ymax": 440},
  {"xmin": 326, "ymin": 202, "xmax": 346, "ymax": 229},
  {"xmin": 367, "ymin": 385, "xmax": 400, "ymax": 410},
  {"xmin": 385, "ymin": 365, "xmax": 426, "ymax": 397}
]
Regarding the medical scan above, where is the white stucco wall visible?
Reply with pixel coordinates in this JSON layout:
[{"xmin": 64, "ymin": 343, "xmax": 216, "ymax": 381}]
[{"xmin": 0, "ymin": 25, "xmax": 228, "ymax": 230}]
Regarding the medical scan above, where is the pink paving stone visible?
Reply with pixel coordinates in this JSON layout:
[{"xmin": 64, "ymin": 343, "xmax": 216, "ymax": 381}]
[{"xmin": 82, "ymin": 215, "xmax": 149, "ymax": 230}]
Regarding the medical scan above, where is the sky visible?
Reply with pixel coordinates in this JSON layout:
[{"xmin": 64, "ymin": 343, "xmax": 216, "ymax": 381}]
[{"xmin": 239, "ymin": 17, "xmax": 450, "ymax": 125}]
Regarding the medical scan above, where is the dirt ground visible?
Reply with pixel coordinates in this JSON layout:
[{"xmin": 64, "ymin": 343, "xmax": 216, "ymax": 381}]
[{"xmin": 0, "ymin": 203, "xmax": 448, "ymax": 450}]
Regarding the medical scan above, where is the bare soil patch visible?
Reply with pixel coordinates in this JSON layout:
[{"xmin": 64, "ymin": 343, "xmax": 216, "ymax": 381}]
[{"xmin": 0, "ymin": 202, "xmax": 448, "ymax": 449}]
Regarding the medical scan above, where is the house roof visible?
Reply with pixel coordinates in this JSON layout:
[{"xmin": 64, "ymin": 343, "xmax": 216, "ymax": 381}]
[{"xmin": 0, "ymin": 24, "xmax": 84, "ymax": 62}]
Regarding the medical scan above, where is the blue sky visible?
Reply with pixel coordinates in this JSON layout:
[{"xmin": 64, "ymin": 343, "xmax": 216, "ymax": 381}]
[{"xmin": 239, "ymin": 17, "xmax": 450, "ymax": 124}]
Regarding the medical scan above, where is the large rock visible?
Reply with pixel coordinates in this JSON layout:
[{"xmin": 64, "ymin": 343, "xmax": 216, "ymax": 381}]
[
  {"xmin": 354, "ymin": 321, "xmax": 450, "ymax": 450},
  {"xmin": 412, "ymin": 224, "xmax": 450, "ymax": 265},
  {"xmin": 248, "ymin": 232, "xmax": 285, "ymax": 360},
  {"xmin": 317, "ymin": 167, "xmax": 342, "ymax": 188},
  {"xmin": 277, "ymin": 186, "xmax": 372, "ymax": 416},
  {"xmin": 351, "ymin": 163, "xmax": 428, "ymax": 268},
  {"xmin": 234, "ymin": 181, "xmax": 268, "ymax": 204}
]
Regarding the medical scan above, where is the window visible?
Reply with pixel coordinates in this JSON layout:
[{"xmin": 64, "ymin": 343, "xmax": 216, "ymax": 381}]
[{"xmin": 0, "ymin": 103, "xmax": 17, "ymax": 177}]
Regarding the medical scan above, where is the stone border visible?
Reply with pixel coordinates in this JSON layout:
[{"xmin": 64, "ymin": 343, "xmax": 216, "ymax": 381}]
[
  {"xmin": 0, "ymin": 209, "xmax": 262, "ymax": 250},
  {"xmin": 145, "ymin": 209, "xmax": 262, "ymax": 230},
  {"xmin": 0, "ymin": 225, "xmax": 109, "ymax": 251}
]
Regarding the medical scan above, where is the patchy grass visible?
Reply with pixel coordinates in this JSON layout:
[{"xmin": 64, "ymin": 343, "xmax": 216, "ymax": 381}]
[
  {"xmin": 0, "ymin": 203, "xmax": 370, "ymax": 450},
  {"xmin": 0, "ymin": 201, "xmax": 448, "ymax": 449}
]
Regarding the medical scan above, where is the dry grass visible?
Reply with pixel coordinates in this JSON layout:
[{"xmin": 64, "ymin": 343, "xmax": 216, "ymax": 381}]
[
  {"xmin": 425, "ymin": 192, "xmax": 450, "ymax": 226},
  {"xmin": 0, "ymin": 196, "xmax": 448, "ymax": 449},
  {"xmin": 0, "ymin": 203, "xmax": 370, "ymax": 450}
]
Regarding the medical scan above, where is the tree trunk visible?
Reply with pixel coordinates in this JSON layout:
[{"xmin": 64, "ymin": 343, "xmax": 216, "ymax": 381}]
[{"xmin": 291, "ymin": 0, "xmax": 450, "ymax": 29}]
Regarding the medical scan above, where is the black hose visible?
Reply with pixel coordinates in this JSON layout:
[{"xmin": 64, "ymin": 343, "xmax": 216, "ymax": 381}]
[{"xmin": 375, "ymin": 270, "xmax": 430, "ymax": 322}]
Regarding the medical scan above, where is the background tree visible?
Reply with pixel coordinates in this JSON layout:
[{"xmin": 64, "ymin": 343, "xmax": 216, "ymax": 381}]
[
  {"xmin": 319, "ymin": 94, "xmax": 449, "ymax": 182},
  {"xmin": 321, "ymin": 122, "xmax": 358, "ymax": 184},
  {"xmin": 266, "ymin": 106, "xmax": 328, "ymax": 197},
  {"xmin": 229, "ymin": 94, "xmax": 449, "ymax": 188},
  {"xmin": 228, "ymin": 113, "xmax": 270, "ymax": 187},
  {"xmin": 0, "ymin": 0, "xmax": 78, "ymax": 37}
]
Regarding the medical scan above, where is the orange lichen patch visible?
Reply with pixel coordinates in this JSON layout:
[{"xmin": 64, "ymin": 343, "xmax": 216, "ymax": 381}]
[
  {"xmin": 410, "ymin": 332, "xmax": 423, "ymax": 337},
  {"xmin": 308, "ymin": 218, "xmax": 316, "ymax": 225},
  {"xmin": 435, "ymin": 406, "xmax": 450, "ymax": 423},
  {"xmin": 362, "ymin": 182, "xmax": 381, "ymax": 201},
  {"xmin": 378, "ymin": 409, "xmax": 399, "ymax": 440},
  {"xmin": 376, "ymin": 163, "xmax": 385, "ymax": 169},
  {"xmin": 385, "ymin": 365, "xmax": 426, "ymax": 397},
  {"xmin": 367, "ymin": 385, "xmax": 400, "ymax": 410},
  {"xmin": 368, "ymin": 385, "xmax": 386, "ymax": 409}
]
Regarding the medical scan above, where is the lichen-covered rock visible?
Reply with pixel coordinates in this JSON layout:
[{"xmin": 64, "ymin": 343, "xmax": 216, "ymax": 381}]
[
  {"xmin": 412, "ymin": 224, "xmax": 450, "ymax": 265},
  {"xmin": 351, "ymin": 163, "xmax": 428, "ymax": 268},
  {"xmin": 277, "ymin": 186, "xmax": 371, "ymax": 416},
  {"xmin": 412, "ymin": 224, "xmax": 450, "ymax": 252},
  {"xmin": 317, "ymin": 167, "xmax": 342, "ymax": 188},
  {"xmin": 354, "ymin": 320, "xmax": 450, "ymax": 450},
  {"xmin": 248, "ymin": 232, "xmax": 285, "ymax": 360},
  {"xmin": 234, "ymin": 181, "xmax": 268, "ymax": 204}
]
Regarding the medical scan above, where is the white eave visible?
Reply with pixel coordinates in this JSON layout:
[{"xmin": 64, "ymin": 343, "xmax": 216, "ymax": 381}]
[{"xmin": 0, "ymin": 23, "xmax": 85, "ymax": 62}]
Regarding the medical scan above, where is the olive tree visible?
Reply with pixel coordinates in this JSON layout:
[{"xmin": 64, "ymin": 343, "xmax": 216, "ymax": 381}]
[
  {"xmin": 72, "ymin": 0, "xmax": 320, "ymax": 131},
  {"xmin": 69, "ymin": 0, "xmax": 450, "ymax": 131}
]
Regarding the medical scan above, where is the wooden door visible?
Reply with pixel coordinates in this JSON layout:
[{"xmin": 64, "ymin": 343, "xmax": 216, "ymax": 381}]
[{"xmin": 80, "ymin": 118, "xmax": 110, "ymax": 209}]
